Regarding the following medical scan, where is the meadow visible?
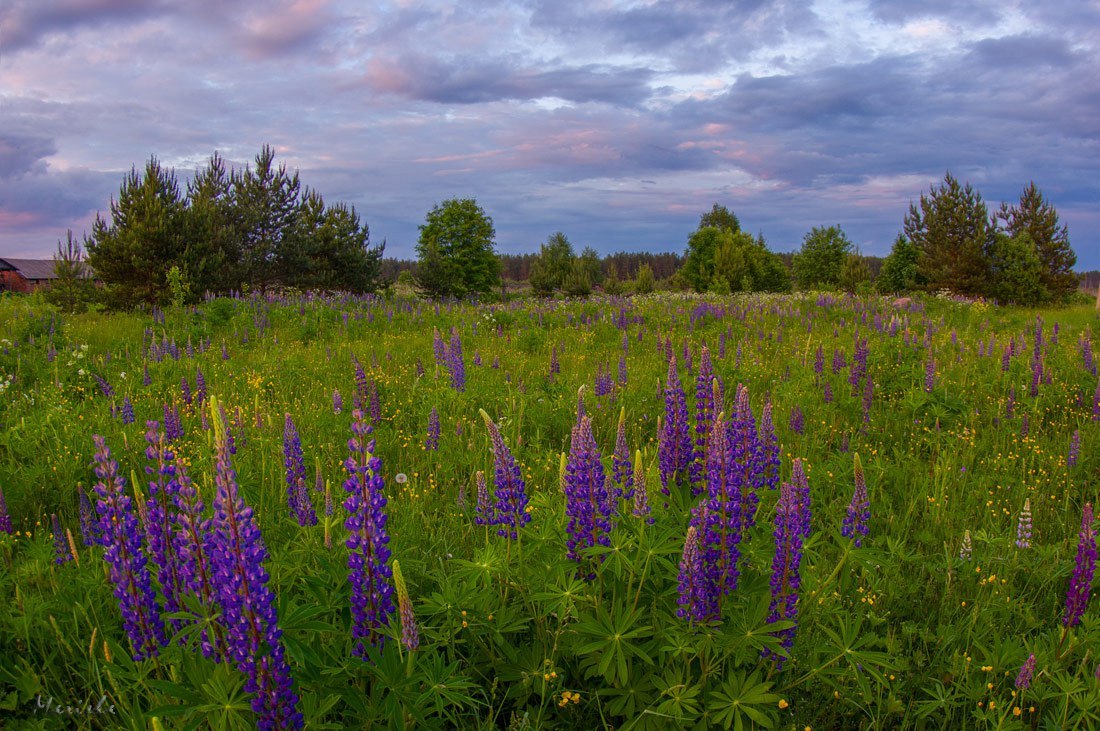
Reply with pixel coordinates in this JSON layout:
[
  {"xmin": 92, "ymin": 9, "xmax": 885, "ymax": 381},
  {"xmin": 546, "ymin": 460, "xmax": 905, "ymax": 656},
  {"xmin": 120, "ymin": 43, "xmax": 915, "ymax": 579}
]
[{"xmin": 0, "ymin": 289, "xmax": 1097, "ymax": 730}]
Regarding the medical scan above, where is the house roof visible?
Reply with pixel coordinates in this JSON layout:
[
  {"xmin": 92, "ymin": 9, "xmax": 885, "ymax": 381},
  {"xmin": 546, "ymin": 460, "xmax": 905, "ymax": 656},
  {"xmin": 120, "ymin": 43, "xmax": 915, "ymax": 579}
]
[{"xmin": 0, "ymin": 257, "xmax": 86, "ymax": 280}]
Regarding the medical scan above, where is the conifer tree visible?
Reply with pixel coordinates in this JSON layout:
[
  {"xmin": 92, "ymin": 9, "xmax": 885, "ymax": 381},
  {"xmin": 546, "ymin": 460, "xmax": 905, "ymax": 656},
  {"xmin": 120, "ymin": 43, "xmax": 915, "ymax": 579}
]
[{"xmin": 903, "ymin": 172, "xmax": 992, "ymax": 297}]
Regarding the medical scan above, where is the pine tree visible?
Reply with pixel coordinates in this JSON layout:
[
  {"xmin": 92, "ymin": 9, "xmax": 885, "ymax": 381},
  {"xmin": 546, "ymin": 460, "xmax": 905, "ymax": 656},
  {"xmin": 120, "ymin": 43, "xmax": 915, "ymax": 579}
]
[
  {"xmin": 903, "ymin": 172, "xmax": 992, "ymax": 297},
  {"xmin": 232, "ymin": 145, "xmax": 301, "ymax": 290},
  {"xmin": 996, "ymin": 182, "xmax": 1076, "ymax": 302},
  {"xmin": 45, "ymin": 230, "xmax": 96, "ymax": 313}
]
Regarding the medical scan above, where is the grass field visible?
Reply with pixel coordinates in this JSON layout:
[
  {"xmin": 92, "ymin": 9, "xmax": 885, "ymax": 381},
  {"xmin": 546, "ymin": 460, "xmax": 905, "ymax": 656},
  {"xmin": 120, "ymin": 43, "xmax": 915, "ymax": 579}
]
[{"xmin": 0, "ymin": 290, "xmax": 1098, "ymax": 729}]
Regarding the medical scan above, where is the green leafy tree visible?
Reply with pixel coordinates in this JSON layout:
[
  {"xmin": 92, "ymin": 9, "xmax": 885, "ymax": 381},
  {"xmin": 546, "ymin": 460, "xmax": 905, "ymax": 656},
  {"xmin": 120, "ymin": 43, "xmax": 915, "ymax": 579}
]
[
  {"xmin": 682, "ymin": 227, "xmax": 726, "ymax": 292},
  {"xmin": 86, "ymin": 157, "xmax": 187, "ymax": 308},
  {"xmin": 528, "ymin": 232, "xmax": 575, "ymax": 296},
  {"xmin": 838, "ymin": 252, "xmax": 871, "ymax": 293},
  {"xmin": 698, "ymin": 203, "xmax": 741, "ymax": 233},
  {"xmin": 792, "ymin": 225, "xmax": 853, "ymax": 290},
  {"xmin": 578, "ymin": 247, "xmax": 604, "ymax": 288},
  {"xmin": 562, "ymin": 258, "xmax": 593, "ymax": 298},
  {"xmin": 45, "ymin": 230, "xmax": 96, "ymax": 313},
  {"xmin": 415, "ymin": 198, "xmax": 500, "ymax": 298},
  {"xmin": 877, "ymin": 235, "xmax": 922, "ymax": 293},
  {"xmin": 988, "ymin": 232, "xmax": 1048, "ymax": 305},
  {"xmin": 995, "ymin": 182, "xmax": 1076, "ymax": 302},
  {"xmin": 632, "ymin": 263, "xmax": 655, "ymax": 294},
  {"xmin": 903, "ymin": 172, "xmax": 992, "ymax": 296}
]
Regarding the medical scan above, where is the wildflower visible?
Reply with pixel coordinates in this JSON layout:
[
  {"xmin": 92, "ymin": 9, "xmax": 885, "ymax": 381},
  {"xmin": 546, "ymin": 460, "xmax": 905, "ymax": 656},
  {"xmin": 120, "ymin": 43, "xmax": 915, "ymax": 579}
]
[
  {"xmin": 700, "ymin": 412, "xmax": 744, "ymax": 603},
  {"xmin": 425, "ymin": 406, "xmax": 440, "ymax": 451},
  {"xmin": 1015, "ymin": 499, "xmax": 1032, "ymax": 549},
  {"xmin": 677, "ymin": 525, "xmax": 708, "ymax": 623},
  {"xmin": 960, "ymin": 530, "xmax": 972, "ymax": 560},
  {"xmin": 611, "ymin": 407, "xmax": 634, "ymax": 503},
  {"xmin": 924, "ymin": 355, "xmax": 935, "ymax": 393},
  {"xmin": 563, "ymin": 415, "xmax": 614, "ymax": 577},
  {"xmin": 1068, "ymin": 429, "xmax": 1080, "ymax": 469},
  {"xmin": 841, "ymin": 453, "xmax": 870, "ymax": 547},
  {"xmin": 392, "ymin": 559, "xmax": 419, "ymax": 651},
  {"xmin": 1063, "ymin": 502, "xmax": 1096, "ymax": 628},
  {"xmin": 763, "ymin": 473, "xmax": 811, "ymax": 668},
  {"xmin": 631, "ymin": 450, "xmax": 652, "ymax": 522},
  {"xmin": 144, "ymin": 423, "xmax": 186, "ymax": 631},
  {"xmin": 343, "ymin": 409, "xmax": 395, "ymax": 654},
  {"xmin": 1015, "ymin": 653, "xmax": 1036, "ymax": 690},
  {"xmin": 91, "ymin": 435, "xmax": 166, "ymax": 660},
  {"xmin": 209, "ymin": 405, "xmax": 303, "ymax": 728},
  {"xmin": 283, "ymin": 415, "xmax": 316, "ymax": 527},
  {"xmin": 448, "ymin": 330, "xmax": 466, "ymax": 392},
  {"xmin": 52, "ymin": 514, "xmax": 73, "ymax": 565},
  {"xmin": 691, "ymin": 347, "xmax": 717, "ymax": 486},
  {"xmin": 759, "ymin": 402, "xmax": 780, "ymax": 491},
  {"xmin": 658, "ymin": 357, "xmax": 693, "ymax": 497},
  {"xmin": 474, "ymin": 471, "xmax": 493, "ymax": 525},
  {"xmin": 0, "ymin": 485, "xmax": 13, "ymax": 535},
  {"xmin": 180, "ymin": 376, "xmax": 192, "ymax": 406},
  {"xmin": 333, "ymin": 389, "xmax": 343, "ymax": 414},
  {"xmin": 120, "ymin": 397, "xmax": 135, "ymax": 425},
  {"xmin": 480, "ymin": 410, "xmax": 530, "ymax": 539},
  {"xmin": 789, "ymin": 405, "xmax": 804, "ymax": 435},
  {"xmin": 194, "ymin": 368, "xmax": 207, "ymax": 405}
]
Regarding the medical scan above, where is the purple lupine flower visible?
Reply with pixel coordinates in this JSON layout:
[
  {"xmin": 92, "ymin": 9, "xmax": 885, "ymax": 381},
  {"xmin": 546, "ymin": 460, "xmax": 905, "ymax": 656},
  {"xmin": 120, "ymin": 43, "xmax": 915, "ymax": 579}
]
[
  {"xmin": 677, "ymin": 525, "xmax": 708, "ymax": 623},
  {"xmin": 1020, "ymin": 413, "xmax": 1029, "ymax": 438},
  {"xmin": 658, "ymin": 357, "xmax": 693, "ymax": 498},
  {"xmin": 392, "ymin": 560, "xmax": 419, "ymax": 652},
  {"xmin": 1063, "ymin": 502, "xmax": 1096, "ymax": 628},
  {"xmin": 832, "ymin": 348, "xmax": 846, "ymax": 374},
  {"xmin": 432, "ymin": 327, "xmax": 446, "ymax": 366},
  {"xmin": 180, "ymin": 376, "xmax": 193, "ymax": 406},
  {"xmin": 0, "ymin": 487, "xmax": 13, "ymax": 535},
  {"xmin": 283, "ymin": 414, "xmax": 317, "ymax": 527},
  {"xmin": 94, "ymin": 373, "xmax": 114, "ymax": 399},
  {"xmin": 352, "ymin": 356, "xmax": 370, "ymax": 411},
  {"xmin": 548, "ymin": 344, "xmax": 560, "ymax": 378},
  {"xmin": 1030, "ymin": 354, "xmax": 1042, "ymax": 397},
  {"xmin": 789, "ymin": 459, "xmax": 811, "ymax": 539},
  {"xmin": 841, "ymin": 453, "xmax": 870, "ymax": 547},
  {"xmin": 1068, "ymin": 429, "xmax": 1080, "ymax": 469},
  {"xmin": 763, "ymin": 474, "xmax": 810, "ymax": 668},
  {"xmin": 788, "ymin": 406, "xmax": 804, "ymax": 435},
  {"xmin": 849, "ymin": 337, "xmax": 868, "ymax": 395},
  {"xmin": 924, "ymin": 355, "xmax": 935, "ymax": 393},
  {"xmin": 195, "ymin": 369, "xmax": 207, "ymax": 406},
  {"xmin": 759, "ymin": 402, "xmax": 780, "ymax": 491},
  {"xmin": 163, "ymin": 403, "xmax": 184, "ymax": 442},
  {"xmin": 1093, "ymin": 380, "xmax": 1100, "ymax": 422},
  {"xmin": 77, "ymin": 484, "xmax": 98, "ymax": 545},
  {"xmin": 472, "ymin": 350, "xmax": 482, "ymax": 367},
  {"xmin": 144, "ymin": 423, "xmax": 186, "ymax": 632},
  {"xmin": 210, "ymin": 414, "xmax": 303, "ymax": 728},
  {"xmin": 563, "ymin": 415, "xmax": 614, "ymax": 577},
  {"xmin": 221, "ymin": 341, "xmax": 230, "ymax": 361},
  {"xmin": 1016, "ymin": 498, "xmax": 1032, "ymax": 549},
  {"xmin": 448, "ymin": 330, "xmax": 466, "ymax": 392},
  {"xmin": 618, "ymin": 353, "xmax": 628, "ymax": 387},
  {"xmin": 1082, "ymin": 330, "xmax": 1096, "ymax": 376},
  {"xmin": 425, "ymin": 407, "xmax": 440, "ymax": 451},
  {"xmin": 814, "ymin": 345, "xmax": 824, "ymax": 375},
  {"xmin": 631, "ymin": 450, "xmax": 652, "ymax": 522},
  {"xmin": 691, "ymin": 345, "xmax": 717, "ymax": 487},
  {"xmin": 1002, "ymin": 344, "xmax": 1011, "ymax": 372},
  {"xmin": 480, "ymin": 410, "xmax": 530, "ymax": 539},
  {"xmin": 343, "ymin": 409, "xmax": 395, "ymax": 654},
  {"xmin": 368, "ymin": 379, "xmax": 381, "ymax": 426},
  {"xmin": 120, "ymin": 397, "xmax": 135, "ymax": 425},
  {"xmin": 823, "ymin": 380, "xmax": 833, "ymax": 403},
  {"xmin": 474, "ymin": 470, "xmax": 493, "ymax": 525},
  {"xmin": 1015, "ymin": 653, "xmax": 1036, "ymax": 690},
  {"xmin": 333, "ymin": 389, "xmax": 343, "ymax": 414},
  {"xmin": 701, "ymin": 412, "xmax": 743, "ymax": 603},
  {"xmin": 52, "ymin": 514, "xmax": 73, "ymax": 564},
  {"xmin": 171, "ymin": 452, "xmax": 223, "ymax": 661},
  {"xmin": 861, "ymin": 376, "xmax": 874, "ymax": 424},
  {"xmin": 611, "ymin": 407, "xmax": 634, "ymax": 503},
  {"xmin": 731, "ymin": 385, "xmax": 762, "ymax": 532},
  {"xmin": 91, "ymin": 435, "xmax": 167, "ymax": 660}
]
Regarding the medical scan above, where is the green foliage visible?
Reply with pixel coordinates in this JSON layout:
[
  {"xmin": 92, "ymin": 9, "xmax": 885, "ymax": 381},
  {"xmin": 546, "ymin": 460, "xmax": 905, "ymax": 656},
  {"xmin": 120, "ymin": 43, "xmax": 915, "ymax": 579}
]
[
  {"xmin": 903, "ymin": 172, "xmax": 992, "ymax": 297},
  {"xmin": 698, "ymin": 203, "xmax": 741, "ymax": 233},
  {"xmin": 685, "ymin": 227, "xmax": 790, "ymax": 294},
  {"xmin": 529, "ymin": 232, "xmax": 575, "ymax": 297},
  {"xmin": 988, "ymin": 232, "xmax": 1048, "ymax": 305},
  {"xmin": 44, "ymin": 230, "xmax": 97, "ymax": 314},
  {"xmin": 792, "ymin": 225, "xmax": 853, "ymax": 290},
  {"xmin": 562, "ymin": 258, "xmax": 593, "ymax": 298},
  {"xmin": 166, "ymin": 265, "xmax": 190, "ymax": 308},
  {"xmin": 837, "ymin": 252, "xmax": 871, "ymax": 293},
  {"xmin": 876, "ymin": 235, "xmax": 922, "ymax": 293},
  {"xmin": 995, "ymin": 182, "xmax": 1077, "ymax": 302},
  {"xmin": 632, "ymin": 263, "xmax": 656, "ymax": 294},
  {"xmin": 415, "ymin": 198, "xmax": 501, "ymax": 298}
]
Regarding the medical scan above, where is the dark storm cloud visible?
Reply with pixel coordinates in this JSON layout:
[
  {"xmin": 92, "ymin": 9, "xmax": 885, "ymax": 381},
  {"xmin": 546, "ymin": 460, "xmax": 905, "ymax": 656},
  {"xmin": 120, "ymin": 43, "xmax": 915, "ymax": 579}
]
[
  {"xmin": 361, "ymin": 54, "xmax": 655, "ymax": 107},
  {"xmin": 0, "ymin": 134, "xmax": 57, "ymax": 179}
]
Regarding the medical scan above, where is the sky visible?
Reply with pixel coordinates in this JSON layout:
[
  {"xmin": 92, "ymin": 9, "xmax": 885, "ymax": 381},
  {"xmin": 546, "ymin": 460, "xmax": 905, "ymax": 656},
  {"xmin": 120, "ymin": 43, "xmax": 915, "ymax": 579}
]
[{"xmin": 2, "ymin": 0, "xmax": 1098, "ymax": 269}]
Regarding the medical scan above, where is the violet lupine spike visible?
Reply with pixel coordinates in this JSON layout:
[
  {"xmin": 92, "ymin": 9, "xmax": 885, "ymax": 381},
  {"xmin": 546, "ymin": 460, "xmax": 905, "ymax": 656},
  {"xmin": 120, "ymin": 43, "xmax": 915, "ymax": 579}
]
[
  {"xmin": 392, "ymin": 560, "xmax": 419, "ymax": 652},
  {"xmin": 368, "ymin": 379, "xmax": 381, "ymax": 426},
  {"xmin": 759, "ymin": 402, "xmax": 780, "ymax": 491},
  {"xmin": 194, "ymin": 368, "xmax": 207, "ymax": 406},
  {"xmin": 163, "ymin": 403, "xmax": 184, "ymax": 442},
  {"xmin": 762, "ymin": 474, "xmax": 810, "ymax": 669},
  {"xmin": 171, "ymin": 454, "xmax": 224, "ymax": 661},
  {"xmin": 77, "ymin": 484, "xmax": 99, "ymax": 545},
  {"xmin": 841, "ymin": 453, "xmax": 870, "ymax": 547},
  {"xmin": 480, "ymin": 410, "xmax": 530, "ymax": 539},
  {"xmin": 618, "ymin": 353, "xmax": 628, "ymax": 386},
  {"xmin": 1063, "ymin": 502, "xmax": 1096, "ymax": 629},
  {"xmin": 52, "ymin": 514, "xmax": 73, "ymax": 565},
  {"xmin": 611, "ymin": 407, "xmax": 634, "ymax": 503},
  {"xmin": 676, "ymin": 525, "xmax": 709, "ymax": 624},
  {"xmin": 333, "ymin": 389, "xmax": 343, "ymax": 414},
  {"xmin": 788, "ymin": 405, "xmax": 804, "ymax": 436},
  {"xmin": 702, "ymin": 412, "xmax": 743, "ymax": 602},
  {"xmin": 1068, "ymin": 429, "xmax": 1080, "ymax": 469},
  {"xmin": 790, "ymin": 458, "xmax": 811, "ymax": 540},
  {"xmin": 563, "ymin": 415, "xmax": 614, "ymax": 577},
  {"xmin": 425, "ymin": 406, "xmax": 440, "ymax": 451},
  {"xmin": 691, "ymin": 347, "xmax": 716, "ymax": 488},
  {"xmin": 1015, "ymin": 653, "xmax": 1036, "ymax": 690},
  {"xmin": 731, "ymin": 384, "xmax": 762, "ymax": 532},
  {"xmin": 91, "ymin": 434, "xmax": 167, "ymax": 661},
  {"xmin": 144, "ymin": 422, "xmax": 186, "ymax": 631},
  {"xmin": 1016, "ymin": 499, "xmax": 1032, "ymax": 549},
  {"xmin": 657, "ymin": 357, "xmax": 693, "ymax": 498},
  {"xmin": 120, "ymin": 397, "xmax": 135, "ymax": 425},
  {"xmin": 924, "ymin": 355, "xmax": 935, "ymax": 393},
  {"xmin": 549, "ymin": 344, "xmax": 560, "ymax": 378},
  {"xmin": 862, "ymin": 376, "xmax": 874, "ymax": 424},
  {"xmin": 474, "ymin": 470, "xmax": 493, "ymax": 525},
  {"xmin": 432, "ymin": 327, "xmax": 446, "ymax": 366},
  {"xmin": 181, "ymin": 376, "xmax": 192, "ymax": 406},
  {"xmin": 343, "ymin": 408, "xmax": 395, "ymax": 655},
  {"xmin": 352, "ymin": 356, "xmax": 370, "ymax": 410},
  {"xmin": 283, "ymin": 414, "xmax": 317, "ymax": 527},
  {"xmin": 209, "ymin": 409, "xmax": 303, "ymax": 728},
  {"xmin": 448, "ymin": 330, "xmax": 466, "ymax": 392},
  {"xmin": 631, "ymin": 450, "xmax": 653, "ymax": 523}
]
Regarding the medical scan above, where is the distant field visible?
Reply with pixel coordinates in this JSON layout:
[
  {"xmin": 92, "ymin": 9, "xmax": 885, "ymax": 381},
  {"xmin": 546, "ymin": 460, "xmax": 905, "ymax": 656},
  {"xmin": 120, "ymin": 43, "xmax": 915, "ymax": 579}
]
[{"xmin": 1, "ymin": 290, "xmax": 1097, "ymax": 729}]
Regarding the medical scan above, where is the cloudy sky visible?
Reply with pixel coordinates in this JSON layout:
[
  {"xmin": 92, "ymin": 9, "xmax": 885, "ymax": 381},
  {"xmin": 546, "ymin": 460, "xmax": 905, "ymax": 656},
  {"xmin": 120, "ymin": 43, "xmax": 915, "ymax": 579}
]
[{"xmin": 2, "ymin": 0, "xmax": 1098, "ymax": 268}]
